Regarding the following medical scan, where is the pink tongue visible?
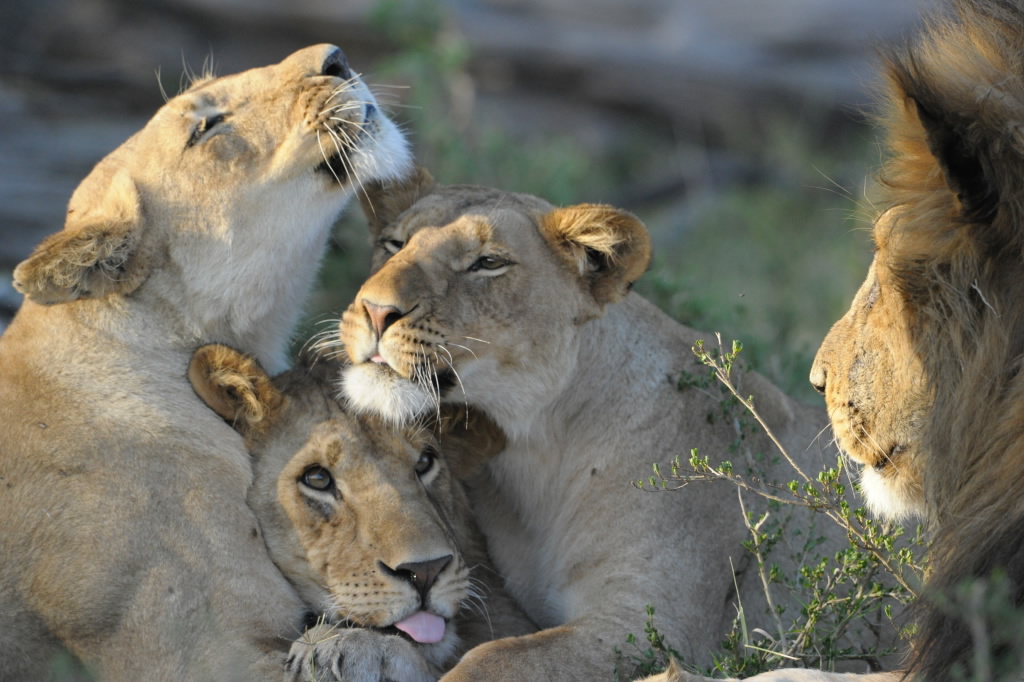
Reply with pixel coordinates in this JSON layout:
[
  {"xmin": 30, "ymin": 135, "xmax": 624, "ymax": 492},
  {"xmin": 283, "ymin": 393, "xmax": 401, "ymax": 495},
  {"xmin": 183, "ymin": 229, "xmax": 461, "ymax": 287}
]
[{"xmin": 393, "ymin": 611, "xmax": 446, "ymax": 644}]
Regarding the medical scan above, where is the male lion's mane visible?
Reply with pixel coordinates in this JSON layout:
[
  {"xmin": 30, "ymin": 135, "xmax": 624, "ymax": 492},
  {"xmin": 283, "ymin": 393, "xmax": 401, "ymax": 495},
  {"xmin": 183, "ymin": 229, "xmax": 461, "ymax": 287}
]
[{"xmin": 875, "ymin": 0, "xmax": 1024, "ymax": 676}]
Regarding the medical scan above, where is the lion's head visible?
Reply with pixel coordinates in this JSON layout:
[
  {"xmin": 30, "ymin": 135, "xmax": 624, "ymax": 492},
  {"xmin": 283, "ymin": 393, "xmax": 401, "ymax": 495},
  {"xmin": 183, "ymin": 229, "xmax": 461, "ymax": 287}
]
[
  {"xmin": 810, "ymin": 1, "xmax": 1024, "ymax": 677},
  {"xmin": 809, "ymin": 235, "xmax": 931, "ymax": 522},
  {"xmin": 12, "ymin": 44, "xmax": 410, "ymax": 371},
  {"xmin": 336, "ymin": 168, "xmax": 651, "ymax": 434},
  {"xmin": 187, "ymin": 344, "xmax": 506, "ymax": 670}
]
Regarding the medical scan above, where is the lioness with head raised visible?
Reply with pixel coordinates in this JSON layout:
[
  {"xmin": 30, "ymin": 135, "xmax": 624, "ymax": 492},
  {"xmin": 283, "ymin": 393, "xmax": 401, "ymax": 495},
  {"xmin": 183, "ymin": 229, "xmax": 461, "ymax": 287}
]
[
  {"xmin": 0, "ymin": 45, "xmax": 409, "ymax": 680},
  {"xmin": 188, "ymin": 344, "xmax": 536, "ymax": 682},
  {"xmin": 334, "ymin": 169, "xmax": 877, "ymax": 678}
]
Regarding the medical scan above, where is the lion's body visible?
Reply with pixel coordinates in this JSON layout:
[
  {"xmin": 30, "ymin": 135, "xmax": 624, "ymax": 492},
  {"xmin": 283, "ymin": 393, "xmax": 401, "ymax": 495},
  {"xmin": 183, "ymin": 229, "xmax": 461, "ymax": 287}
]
[
  {"xmin": 187, "ymin": 345, "xmax": 536, "ymax": 682},
  {"xmin": 806, "ymin": 0, "xmax": 1024, "ymax": 679},
  {"xmin": 336, "ymin": 174, "xmax": 876, "ymax": 678},
  {"xmin": 0, "ymin": 45, "xmax": 410, "ymax": 681}
]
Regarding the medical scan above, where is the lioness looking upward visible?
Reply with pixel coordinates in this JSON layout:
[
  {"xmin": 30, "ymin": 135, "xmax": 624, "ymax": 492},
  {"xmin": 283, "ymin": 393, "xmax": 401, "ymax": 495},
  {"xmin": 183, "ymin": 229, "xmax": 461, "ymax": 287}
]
[
  {"xmin": 189, "ymin": 344, "xmax": 537, "ymax": 682},
  {"xmin": 336, "ymin": 170, "xmax": 872, "ymax": 679},
  {"xmin": 0, "ymin": 45, "xmax": 410, "ymax": 681}
]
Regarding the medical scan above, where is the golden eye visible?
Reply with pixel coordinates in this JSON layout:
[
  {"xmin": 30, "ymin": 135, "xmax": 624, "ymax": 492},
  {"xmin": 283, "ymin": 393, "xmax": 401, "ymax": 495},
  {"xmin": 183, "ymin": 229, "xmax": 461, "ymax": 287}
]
[
  {"xmin": 415, "ymin": 447, "xmax": 437, "ymax": 476},
  {"xmin": 301, "ymin": 466, "xmax": 334, "ymax": 491},
  {"xmin": 468, "ymin": 255, "xmax": 509, "ymax": 273}
]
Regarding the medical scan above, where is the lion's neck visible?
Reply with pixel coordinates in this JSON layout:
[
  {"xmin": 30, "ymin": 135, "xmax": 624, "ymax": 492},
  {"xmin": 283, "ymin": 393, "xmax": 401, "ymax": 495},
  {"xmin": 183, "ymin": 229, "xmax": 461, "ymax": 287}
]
[
  {"xmin": 143, "ymin": 200, "xmax": 342, "ymax": 373},
  {"xmin": 105, "ymin": 179, "xmax": 350, "ymax": 373},
  {"xmin": 473, "ymin": 294, "xmax": 677, "ymax": 621},
  {"xmin": 484, "ymin": 293, "xmax": 668, "ymax": 452}
]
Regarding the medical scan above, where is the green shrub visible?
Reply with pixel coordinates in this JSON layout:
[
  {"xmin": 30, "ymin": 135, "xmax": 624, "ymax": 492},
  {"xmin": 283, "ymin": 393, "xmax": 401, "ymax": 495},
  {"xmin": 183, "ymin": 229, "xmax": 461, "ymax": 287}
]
[{"xmin": 625, "ymin": 338, "xmax": 924, "ymax": 678}]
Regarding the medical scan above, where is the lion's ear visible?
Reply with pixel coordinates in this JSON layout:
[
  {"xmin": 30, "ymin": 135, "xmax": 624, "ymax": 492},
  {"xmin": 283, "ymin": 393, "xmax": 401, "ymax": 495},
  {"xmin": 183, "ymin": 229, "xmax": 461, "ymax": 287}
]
[
  {"xmin": 540, "ymin": 204, "xmax": 652, "ymax": 308},
  {"xmin": 358, "ymin": 166, "xmax": 436, "ymax": 237},
  {"xmin": 911, "ymin": 97, "xmax": 998, "ymax": 225},
  {"xmin": 13, "ymin": 169, "xmax": 149, "ymax": 304},
  {"xmin": 188, "ymin": 344, "xmax": 284, "ymax": 440},
  {"xmin": 432, "ymin": 405, "xmax": 507, "ymax": 479}
]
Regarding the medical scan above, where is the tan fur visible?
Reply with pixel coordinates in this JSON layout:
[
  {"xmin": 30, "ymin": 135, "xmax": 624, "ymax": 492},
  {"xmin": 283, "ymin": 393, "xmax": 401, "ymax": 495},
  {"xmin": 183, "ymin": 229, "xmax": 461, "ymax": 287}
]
[
  {"xmin": 806, "ymin": 1, "xmax": 1024, "ymax": 679},
  {"xmin": 0, "ymin": 45, "xmax": 410, "ymax": 681},
  {"xmin": 188, "ymin": 345, "xmax": 536, "ymax": 681},
  {"xmin": 335, "ymin": 171, "xmax": 888, "ymax": 678}
]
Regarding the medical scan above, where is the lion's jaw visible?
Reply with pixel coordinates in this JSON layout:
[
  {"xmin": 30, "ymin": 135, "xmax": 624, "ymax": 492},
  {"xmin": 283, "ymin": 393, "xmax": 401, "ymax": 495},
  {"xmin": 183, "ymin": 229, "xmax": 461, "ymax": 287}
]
[
  {"xmin": 341, "ymin": 362, "xmax": 439, "ymax": 426},
  {"xmin": 342, "ymin": 349, "xmax": 573, "ymax": 437}
]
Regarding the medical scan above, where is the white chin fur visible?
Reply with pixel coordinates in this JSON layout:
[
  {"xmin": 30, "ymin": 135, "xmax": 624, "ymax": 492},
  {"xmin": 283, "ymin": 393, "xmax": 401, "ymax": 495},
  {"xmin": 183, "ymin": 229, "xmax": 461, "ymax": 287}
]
[
  {"xmin": 859, "ymin": 467, "xmax": 925, "ymax": 522},
  {"xmin": 341, "ymin": 364, "xmax": 434, "ymax": 426}
]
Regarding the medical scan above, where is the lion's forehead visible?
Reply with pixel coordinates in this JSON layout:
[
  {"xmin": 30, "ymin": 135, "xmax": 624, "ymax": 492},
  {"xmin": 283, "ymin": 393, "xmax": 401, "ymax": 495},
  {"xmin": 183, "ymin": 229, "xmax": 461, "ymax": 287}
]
[
  {"xmin": 268, "ymin": 423, "xmax": 449, "ymax": 507},
  {"xmin": 397, "ymin": 209, "xmax": 548, "ymax": 265},
  {"xmin": 179, "ymin": 50, "xmax": 307, "ymax": 97},
  {"xmin": 400, "ymin": 188, "xmax": 551, "ymax": 236}
]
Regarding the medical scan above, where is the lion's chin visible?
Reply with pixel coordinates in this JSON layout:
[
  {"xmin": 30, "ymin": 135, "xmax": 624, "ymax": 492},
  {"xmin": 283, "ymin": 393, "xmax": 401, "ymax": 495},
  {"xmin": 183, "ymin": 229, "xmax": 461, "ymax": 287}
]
[
  {"xmin": 341, "ymin": 363, "xmax": 434, "ymax": 426},
  {"xmin": 858, "ymin": 465, "xmax": 926, "ymax": 522}
]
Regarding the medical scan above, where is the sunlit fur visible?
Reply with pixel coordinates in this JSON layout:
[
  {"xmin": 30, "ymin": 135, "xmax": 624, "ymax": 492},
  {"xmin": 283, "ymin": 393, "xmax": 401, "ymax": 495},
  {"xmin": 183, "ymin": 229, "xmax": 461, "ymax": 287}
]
[
  {"xmin": 0, "ymin": 45, "xmax": 409, "ymax": 680},
  {"xmin": 811, "ymin": 1, "xmax": 1024, "ymax": 678},
  {"xmin": 332, "ymin": 170, "xmax": 897, "ymax": 679}
]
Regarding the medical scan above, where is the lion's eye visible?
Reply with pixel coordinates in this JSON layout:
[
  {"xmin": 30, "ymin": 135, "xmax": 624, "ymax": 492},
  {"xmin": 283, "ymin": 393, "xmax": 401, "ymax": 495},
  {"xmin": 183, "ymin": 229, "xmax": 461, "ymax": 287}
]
[
  {"xmin": 185, "ymin": 113, "xmax": 227, "ymax": 149},
  {"xmin": 415, "ymin": 447, "xmax": 437, "ymax": 476},
  {"xmin": 301, "ymin": 466, "xmax": 334, "ymax": 491},
  {"xmin": 468, "ymin": 255, "xmax": 509, "ymax": 274},
  {"xmin": 380, "ymin": 239, "xmax": 405, "ymax": 255}
]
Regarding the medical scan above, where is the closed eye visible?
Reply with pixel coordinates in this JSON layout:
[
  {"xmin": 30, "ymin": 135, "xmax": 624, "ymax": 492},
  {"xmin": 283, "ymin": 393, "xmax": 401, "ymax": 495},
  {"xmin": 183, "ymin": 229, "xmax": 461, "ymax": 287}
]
[{"xmin": 185, "ymin": 113, "xmax": 227, "ymax": 149}]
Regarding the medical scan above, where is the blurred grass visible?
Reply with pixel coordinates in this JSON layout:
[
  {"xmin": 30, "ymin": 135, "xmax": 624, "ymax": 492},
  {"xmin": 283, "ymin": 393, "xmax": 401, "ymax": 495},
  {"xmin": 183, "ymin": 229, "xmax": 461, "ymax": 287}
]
[
  {"xmin": 634, "ymin": 119, "xmax": 877, "ymax": 401},
  {"xmin": 299, "ymin": 0, "xmax": 878, "ymax": 404}
]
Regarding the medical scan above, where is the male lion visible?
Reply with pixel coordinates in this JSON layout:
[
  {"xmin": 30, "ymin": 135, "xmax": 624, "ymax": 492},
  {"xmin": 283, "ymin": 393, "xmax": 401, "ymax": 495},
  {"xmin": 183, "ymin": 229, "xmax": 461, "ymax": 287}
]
[
  {"xmin": 0, "ymin": 45, "xmax": 410, "ymax": 680},
  {"xmin": 188, "ymin": 344, "xmax": 536, "ymax": 682},
  {"xmin": 680, "ymin": 2, "xmax": 1024, "ymax": 681},
  {"xmin": 809, "ymin": 0, "xmax": 1024, "ymax": 679},
  {"xmin": 333, "ymin": 169, "xmax": 878, "ymax": 679}
]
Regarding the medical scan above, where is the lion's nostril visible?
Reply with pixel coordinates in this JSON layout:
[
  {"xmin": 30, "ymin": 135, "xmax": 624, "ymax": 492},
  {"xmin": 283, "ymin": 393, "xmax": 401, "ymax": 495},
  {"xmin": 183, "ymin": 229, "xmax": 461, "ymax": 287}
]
[{"xmin": 321, "ymin": 48, "xmax": 351, "ymax": 80}]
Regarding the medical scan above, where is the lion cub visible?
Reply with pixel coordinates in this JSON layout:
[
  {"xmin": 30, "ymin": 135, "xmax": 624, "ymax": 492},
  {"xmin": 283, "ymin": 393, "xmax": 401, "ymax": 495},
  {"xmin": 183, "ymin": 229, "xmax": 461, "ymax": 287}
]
[{"xmin": 188, "ymin": 344, "xmax": 535, "ymax": 682}]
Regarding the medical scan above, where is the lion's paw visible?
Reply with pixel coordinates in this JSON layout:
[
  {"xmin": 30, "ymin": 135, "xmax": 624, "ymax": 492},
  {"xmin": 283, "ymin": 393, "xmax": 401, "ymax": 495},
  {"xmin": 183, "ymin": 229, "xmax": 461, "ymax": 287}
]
[{"xmin": 284, "ymin": 624, "xmax": 437, "ymax": 682}]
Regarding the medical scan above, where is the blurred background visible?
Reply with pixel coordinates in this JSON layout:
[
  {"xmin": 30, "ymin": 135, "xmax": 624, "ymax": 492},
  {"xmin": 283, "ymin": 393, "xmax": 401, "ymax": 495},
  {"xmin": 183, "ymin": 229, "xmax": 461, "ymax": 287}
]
[{"xmin": 0, "ymin": 0, "xmax": 936, "ymax": 400}]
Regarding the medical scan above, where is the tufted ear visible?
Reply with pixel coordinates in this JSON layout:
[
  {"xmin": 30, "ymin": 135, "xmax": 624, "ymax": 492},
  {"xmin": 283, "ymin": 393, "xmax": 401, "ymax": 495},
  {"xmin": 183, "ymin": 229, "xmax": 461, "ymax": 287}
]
[
  {"xmin": 432, "ymin": 405, "xmax": 507, "ymax": 480},
  {"xmin": 188, "ymin": 344, "xmax": 284, "ymax": 440},
  {"xmin": 539, "ymin": 204, "xmax": 652, "ymax": 308},
  {"xmin": 358, "ymin": 165, "xmax": 436, "ymax": 237},
  {"xmin": 13, "ymin": 168, "xmax": 149, "ymax": 304}
]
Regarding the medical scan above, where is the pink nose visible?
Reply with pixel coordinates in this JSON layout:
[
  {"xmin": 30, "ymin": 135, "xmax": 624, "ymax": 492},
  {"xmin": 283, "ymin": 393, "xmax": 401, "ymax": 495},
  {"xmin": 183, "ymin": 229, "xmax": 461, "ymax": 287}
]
[{"xmin": 362, "ymin": 300, "xmax": 403, "ymax": 337}]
